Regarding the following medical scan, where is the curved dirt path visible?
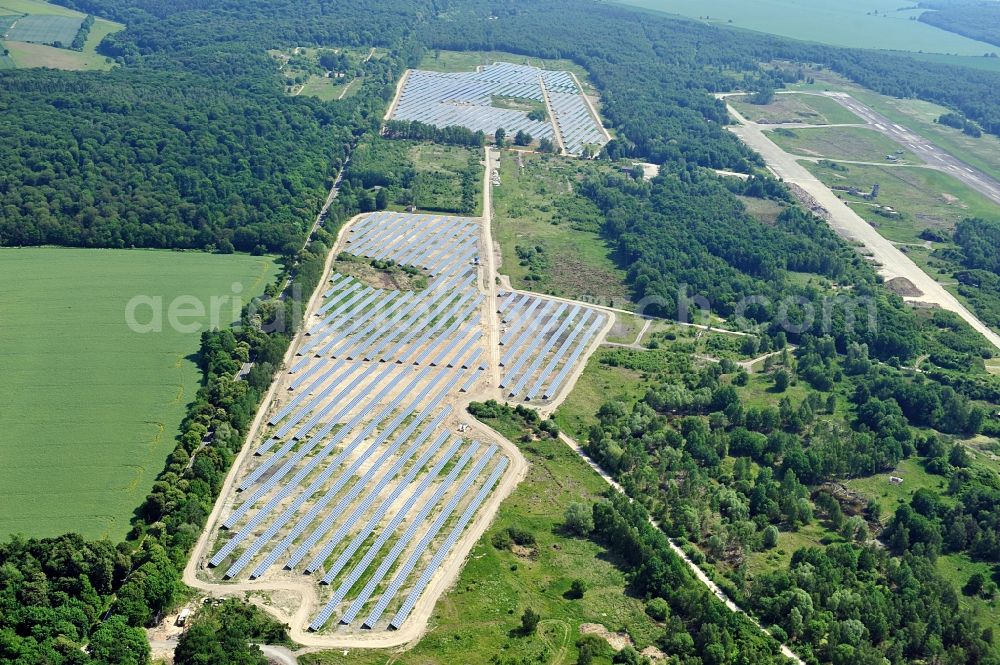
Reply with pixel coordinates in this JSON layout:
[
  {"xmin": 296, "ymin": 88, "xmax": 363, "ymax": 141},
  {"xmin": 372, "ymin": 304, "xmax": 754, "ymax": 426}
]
[{"xmin": 182, "ymin": 162, "xmax": 530, "ymax": 651}]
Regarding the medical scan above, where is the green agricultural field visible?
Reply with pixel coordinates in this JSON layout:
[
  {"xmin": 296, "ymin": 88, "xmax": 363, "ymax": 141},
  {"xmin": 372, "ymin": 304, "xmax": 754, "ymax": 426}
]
[
  {"xmin": 492, "ymin": 151, "xmax": 629, "ymax": 306},
  {"xmin": 766, "ymin": 125, "xmax": 922, "ymax": 164},
  {"xmin": 731, "ymin": 93, "xmax": 863, "ymax": 126},
  {"xmin": 0, "ymin": 248, "xmax": 277, "ymax": 541},
  {"xmin": 805, "ymin": 161, "xmax": 1000, "ymax": 243},
  {"xmin": 302, "ymin": 424, "xmax": 661, "ymax": 665},
  {"xmin": 0, "ymin": 0, "xmax": 80, "ymax": 17},
  {"xmin": 5, "ymin": 13, "xmax": 81, "ymax": 44},
  {"xmin": 616, "ymin": 0, "xmax": 999, "ymax": 54},
  {"xmin": 0, "ymin": 0, "xmax": 122, "ymax": 70},
  {"xmin": 903, "ymin": 51, "xmax": 1000, "ymax": 74}
]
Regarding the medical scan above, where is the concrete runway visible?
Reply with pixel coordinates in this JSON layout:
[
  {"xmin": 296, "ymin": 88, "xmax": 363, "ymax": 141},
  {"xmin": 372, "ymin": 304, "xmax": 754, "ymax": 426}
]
[
  {"xmin": 726, "ymin": 103, "xmax": 1000, "ymax": 352},
  {"xmin": 815, "ymin": 92, "xmax": 1000, "ymax": 206}
]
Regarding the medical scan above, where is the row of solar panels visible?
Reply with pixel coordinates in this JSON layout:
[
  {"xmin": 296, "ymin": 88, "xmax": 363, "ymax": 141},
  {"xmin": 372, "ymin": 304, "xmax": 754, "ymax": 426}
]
[
  {"xmin": 402, "ymin": 70, "xmax": 544, "ymax": 102},
  {"xmin": 213, "ymin": 358, "xmax": 504, "ymax": 630},
  {"xmin": 310, "ymin": 442, "xmax": 509, "ymax": 631},
  {"xmin": 392, "ymin": 65, "xmax": 605, "ymax": 155},
  {"xmin": 391, "ymin": 67, "xmax": 554, "ymax": 140},
  {"xmin": 548, "ymin": 91, "xmax": 607, "ymax": 155},
  {"xmin": 299, "ymin": 267, "xmax": 479, "ymax": 366},
  {"xmin": 497, "ymin": 292, "xmax": 607, "ymax": 401},
  {"xmin": 206, "ymin": 210, "xmax": 505, "ymax": 632},
  {"xmin": 211, "ymin": 349, "xmax": 494, "ymax": 594},
  {"xmin": 346, "ymin": 212, "xmax": 480, "ymax": 269}
]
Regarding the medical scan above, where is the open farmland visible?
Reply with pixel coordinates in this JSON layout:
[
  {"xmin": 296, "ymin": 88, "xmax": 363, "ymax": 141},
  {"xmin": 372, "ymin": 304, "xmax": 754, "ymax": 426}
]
[
  {"xmin": 0, "ymin": 0, "xmax": 122, "ymax": 70},
  {"xmin": 617, "ymin": 0, "xmax": 1000, "ymax": 54},
  {"xmin": 189, "ymin": 207, "xmax": 611, "ymax": 644},
  {"xmin": 0, "ymin": 248, "xmax": 277, "ymax": 541},
  {"xmin": 4, "ymin": 13, "xmax": 81, "ymax": 44},
  {"xmin": 389, "ymin": 62, "xmax": 609, "ymax": 155}
]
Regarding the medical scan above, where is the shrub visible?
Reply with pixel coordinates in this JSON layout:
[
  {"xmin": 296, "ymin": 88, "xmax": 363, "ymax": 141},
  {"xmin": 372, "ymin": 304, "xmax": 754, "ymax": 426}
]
[{"xmin": 645, "ymin": 597, "xmax": 670, "ymax": 621}]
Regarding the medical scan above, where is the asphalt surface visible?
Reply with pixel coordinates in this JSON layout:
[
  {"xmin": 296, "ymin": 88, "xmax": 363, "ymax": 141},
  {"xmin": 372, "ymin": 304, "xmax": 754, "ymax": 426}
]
[
  {"xmin": 727, "ymin": 103, "xmax": 1000, "ymax": 352},
  {"xmin": 820, "ymin": 92, "xmax": 1000, "ymax": 205}
]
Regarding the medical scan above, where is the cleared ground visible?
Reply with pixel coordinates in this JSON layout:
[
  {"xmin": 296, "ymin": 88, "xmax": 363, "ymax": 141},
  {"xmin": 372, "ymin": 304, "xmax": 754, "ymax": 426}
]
[
  {"xmin": 0, "ymin": 248, "xmax": 277, "ymax": 540},
  {"xmin": 731, "ymin": 94, "xmax": 863, "ymax": 126},
  {"xmin": 806, "ymin": 160, "xmax": 1000, "ymax": 243},
  {"xmin": 617, "ymin": 0, "xmax": 999, "ymax": 54},
  {"xmin": 766, "ymin": 125, "xmax": 922, "ymax": 164}
]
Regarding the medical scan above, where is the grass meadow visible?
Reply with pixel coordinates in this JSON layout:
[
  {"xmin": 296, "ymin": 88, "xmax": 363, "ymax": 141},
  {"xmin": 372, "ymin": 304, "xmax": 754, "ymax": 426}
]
[
  {"xmin": 767, "ymin": 125, "xmax": 922, "ymax": 164},
  {"xmin": 0, "ymin": 248, "xmax": 276, "ymax": 540},
  {"xmin": 731, "ymin": 93, "xmax": 863, "ymax": 126},
  {"xmin": 492, "ymin": 150, "xmax": 629, "ymax": 306},
  {"xmin": 805, "ymin": 160, "xmax": 1000, "ymax": 242}
]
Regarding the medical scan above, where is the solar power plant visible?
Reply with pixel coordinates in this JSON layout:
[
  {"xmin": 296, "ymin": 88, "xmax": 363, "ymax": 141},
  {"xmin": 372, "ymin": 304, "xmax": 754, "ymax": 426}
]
[
  {"xmin": 196, "ymin": 208, "xmax": 613, "ymax": 639},
  {"xmin": 202, "ymin": 211, "xmax": 512, "ymax": 635},
  {"xmin": 389, "ymin": 62, "xmax": 608, "ymax": 156},
  {"xmin": 494, "ymin": 292, "xmax": 608, "ymax": 403}
]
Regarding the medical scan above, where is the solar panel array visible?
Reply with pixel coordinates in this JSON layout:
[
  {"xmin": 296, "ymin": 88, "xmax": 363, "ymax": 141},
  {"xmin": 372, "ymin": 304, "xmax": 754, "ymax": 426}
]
[
  {"xmin": 206, "ymin": 211, "xmax": 506, "ymax": 634},
  {"xmin": 390, "ymin": 62, "xmax": 608, "ymax": 156},
  {"xmin": 496, "ymin": 292, "xmax": 608, "ymax": 402}
]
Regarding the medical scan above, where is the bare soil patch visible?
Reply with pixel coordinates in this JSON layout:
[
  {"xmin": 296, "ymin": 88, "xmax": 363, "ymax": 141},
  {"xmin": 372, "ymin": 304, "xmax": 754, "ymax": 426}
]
[
  {"xmin": 334, "ymin": 253, "xmax": 428, "ymax": 291},
  {"xmin": 885, "ymin": 276, "xmax": 923, "ymax": 297}
]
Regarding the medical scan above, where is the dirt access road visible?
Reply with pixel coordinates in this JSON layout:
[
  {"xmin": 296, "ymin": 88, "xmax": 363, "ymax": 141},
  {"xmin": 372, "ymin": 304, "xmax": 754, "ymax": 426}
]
[{"xmin": 726, "ymin": 102, "xmax": 1000, "ymax": 352}]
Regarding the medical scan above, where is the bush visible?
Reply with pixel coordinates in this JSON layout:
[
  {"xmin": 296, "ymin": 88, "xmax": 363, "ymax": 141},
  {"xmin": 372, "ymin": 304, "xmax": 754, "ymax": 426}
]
[
  {"xmin": 564, "ymin": 502, "xmax": 595, "ymax": 536},
  {"xmin": 491, "ymin": 530, "xmax": 513, "ymax": 550},
  {"xmin": 508, "ymin": 527, "xmax": 536, "ymax": 546},
  {"xmin": 762, "ymin": 525, "xmax": 779, "ymax": 549},
  {"xmin": 521, "ymin": 607, "xmax": 540, "ymax": 634},
  {"xmin": 645, "ymin": 597, "xmax": 670, "ymax": 621}
]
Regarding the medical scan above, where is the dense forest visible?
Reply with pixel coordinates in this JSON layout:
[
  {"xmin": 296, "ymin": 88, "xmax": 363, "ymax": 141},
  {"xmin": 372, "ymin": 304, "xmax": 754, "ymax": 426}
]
[
  {"xmin": 582, "ymin": 335, "xmax": 999, "ymax": 663},
  {"xmin": 919, "ymin": 1, "xmax": 1000, "ymax": 49}
]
